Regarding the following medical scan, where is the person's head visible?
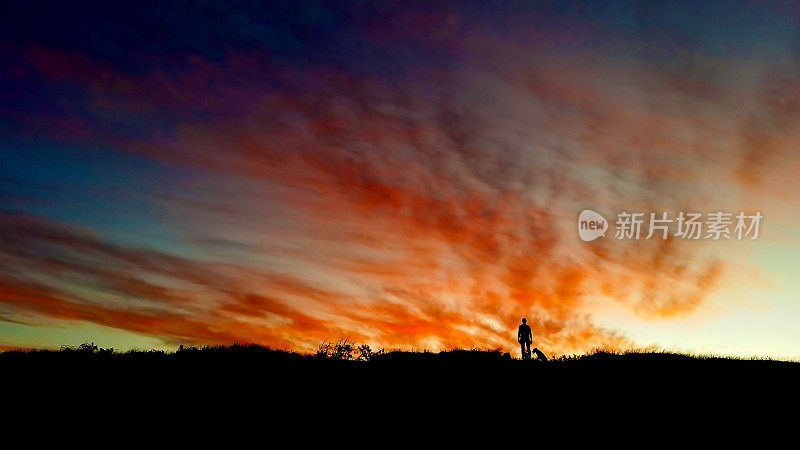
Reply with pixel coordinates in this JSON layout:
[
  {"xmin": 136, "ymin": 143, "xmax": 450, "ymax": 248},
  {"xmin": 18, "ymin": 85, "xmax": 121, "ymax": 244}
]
[{"xmin": 522, "ymin": 318, "xmax": 527, "ymax": 324}]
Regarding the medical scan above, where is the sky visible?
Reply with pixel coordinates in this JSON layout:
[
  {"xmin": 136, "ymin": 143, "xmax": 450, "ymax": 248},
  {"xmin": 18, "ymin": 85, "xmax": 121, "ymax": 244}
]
[{"xmin": 1, "ymin": 1, "xmax": 799, "ymax": 358}]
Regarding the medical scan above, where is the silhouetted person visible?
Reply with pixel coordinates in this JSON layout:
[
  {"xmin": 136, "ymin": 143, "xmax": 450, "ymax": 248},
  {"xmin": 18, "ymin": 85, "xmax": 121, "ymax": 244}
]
[{"xmin": 518, "ymin": 318, "xmax": 532, "ymax": 359}]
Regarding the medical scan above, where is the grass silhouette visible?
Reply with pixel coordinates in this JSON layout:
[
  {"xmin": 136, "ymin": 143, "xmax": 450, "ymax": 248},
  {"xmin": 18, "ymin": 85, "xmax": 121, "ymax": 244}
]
[
  {"xmin": 3, "ymin": 341, "xmax": 796, "ymax": 411},
  {"xmin": 2, "ymin": 340, "xmax": 796, "ymax": 367}
]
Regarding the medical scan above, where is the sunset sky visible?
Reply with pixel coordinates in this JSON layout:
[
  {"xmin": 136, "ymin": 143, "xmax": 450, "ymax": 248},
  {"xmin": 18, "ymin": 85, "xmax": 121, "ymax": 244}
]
[{"xmin": 1, "ymin": 1, "xmax": 799, "ymax": 358}]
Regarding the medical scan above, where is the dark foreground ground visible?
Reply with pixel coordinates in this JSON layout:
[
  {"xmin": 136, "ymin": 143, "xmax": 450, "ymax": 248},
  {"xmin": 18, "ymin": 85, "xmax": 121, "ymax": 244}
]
[
  {"xmin": 3, "ymin": 344, "xmax": 797, "ymax": 391},
  {"xmin": 3, "ymin": 344, "xmax": 797, "ymax": 429},
  {"xmin": 0, "ymin": 346, "xmax": 800, "ymax": 434}
]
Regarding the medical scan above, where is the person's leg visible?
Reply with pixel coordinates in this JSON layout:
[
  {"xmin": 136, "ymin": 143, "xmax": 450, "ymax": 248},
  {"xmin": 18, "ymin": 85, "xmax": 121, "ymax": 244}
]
[
  {"xmin": 525, "ymin": 341, "xmax": 531, "ymax": 359},
  {"xmin": 520, "ymin": 342, "xmax": 526, "ymax": 359}
]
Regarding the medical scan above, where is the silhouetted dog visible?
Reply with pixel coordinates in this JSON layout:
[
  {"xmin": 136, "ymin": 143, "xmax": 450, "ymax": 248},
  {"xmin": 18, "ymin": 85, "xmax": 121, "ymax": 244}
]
[{"xmin": 532, "ymin": 347, "xmax": 548, "ymax": 361}]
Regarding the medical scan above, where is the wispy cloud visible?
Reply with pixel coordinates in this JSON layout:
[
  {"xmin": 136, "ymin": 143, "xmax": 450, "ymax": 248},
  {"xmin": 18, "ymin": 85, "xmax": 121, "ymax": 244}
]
[{"xmin": 1, "ymin": 1, "xmax": 798, "ymax": 354}]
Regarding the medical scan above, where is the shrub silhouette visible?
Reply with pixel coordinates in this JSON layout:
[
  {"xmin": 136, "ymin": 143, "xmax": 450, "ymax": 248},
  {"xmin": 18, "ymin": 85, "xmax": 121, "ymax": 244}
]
[
  {"xmin": 356, "ymin": 344, "xmax": 385, "ymax": 361},
  {"xmin": 316, "ymin": 339, "xmax": 365, "ymax": 360},
  {"xmin": 78, "ymin": 342, "xmax": 98, "ymax": 353}
]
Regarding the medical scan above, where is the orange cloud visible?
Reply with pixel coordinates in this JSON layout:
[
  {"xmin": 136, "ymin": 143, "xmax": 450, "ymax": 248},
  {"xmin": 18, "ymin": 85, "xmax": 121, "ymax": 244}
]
[{"xmin": 8, "ymin": 20, "xmax": 787, "ymax": 356}]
